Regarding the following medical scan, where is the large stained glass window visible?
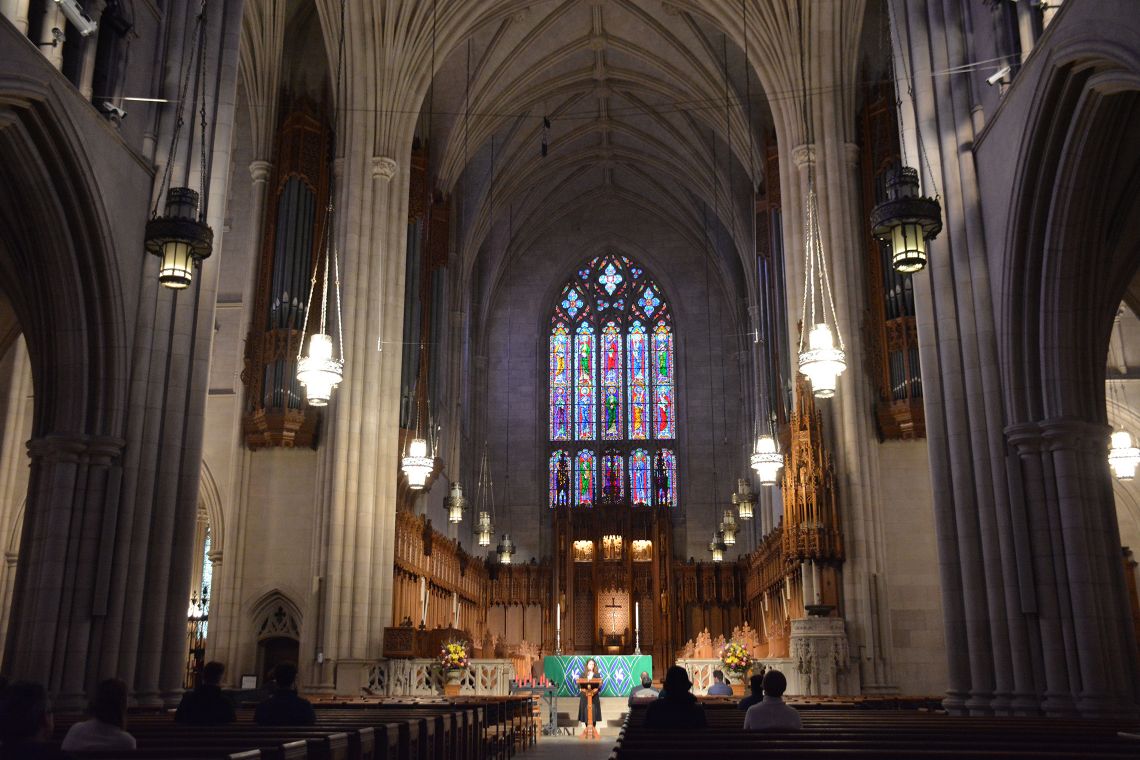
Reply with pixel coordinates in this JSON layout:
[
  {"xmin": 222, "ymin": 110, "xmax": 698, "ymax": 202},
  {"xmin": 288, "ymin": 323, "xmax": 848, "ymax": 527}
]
[{"xmin": 547, "ymin": 254, "xmax": 678, "ymax": 507}]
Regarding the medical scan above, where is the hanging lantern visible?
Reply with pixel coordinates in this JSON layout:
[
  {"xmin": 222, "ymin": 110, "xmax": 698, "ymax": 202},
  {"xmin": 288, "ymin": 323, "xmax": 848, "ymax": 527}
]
[
  {"xmin": 145, "ymin": 187, "xmax": 213, "ymax": 289},
  {"xmin": 402, "ymin": 438, "xmax": 433, "ymax": 489},
  {"xmin": 732, "ymin": 478, "xmax": 755, "ymax": 520},
  {"xmin": 446, "ymin": 482, "xmax": 466, "ymax": 523},
  {"xmin": 750, "ymin": 436, "xmax": 784, "ymax": 486},
  {"xmin": 1109, "ymin": 430, "xmax": 1140, "ymax": 481},
  {"xmin": 708, "ymin": 531, "xmax": 726, "ymax": 563},
  {"xmin": 497, "ymin": 534, "xmax": 515, "ymax": 564},
  {"xmin": 476, "ymin": 510, "xmax": 494, "ymax": 546},
  {"xmin": 721, "ymin": 509, "xmax": 737, "ymax": 546},
  {"xmin": 296, "ymin": 332, "xmax": 343, "ymax": 406},
  {"xmin": 871, "ymin": 167, "xmax": 943, "ymax": 274},
  {"xmin": 799, "ymin": 323, "xmax": 847, "ymax": 398},
  {"xmin": 476, "ymin": 511, "xmax": 493, "ymax": 546}
]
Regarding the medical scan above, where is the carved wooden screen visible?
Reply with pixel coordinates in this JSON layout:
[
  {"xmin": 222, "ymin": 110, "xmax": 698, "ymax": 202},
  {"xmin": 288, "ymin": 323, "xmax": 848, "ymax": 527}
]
[
  {"xmin": 859, "ymin": 90, "xmax": 925, "ymax": 438},
  {"xmin": 242, "ymin": 104, "xmax": 331, "ymax": 448}
]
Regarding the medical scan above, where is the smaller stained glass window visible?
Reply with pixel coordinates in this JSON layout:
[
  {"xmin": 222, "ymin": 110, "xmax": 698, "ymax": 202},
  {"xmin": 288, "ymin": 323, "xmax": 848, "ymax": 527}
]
[
  {"xmin": 575, "ymin": 450, "xmax": 596, "ymax": 506},
  {"xmin": 600, "ymin": 452, "xmax": 624, "ymax": 503},
  {"xmin": 653, "ymin": 448, "xmax": 677, "ymax": 506},
  {"xmin": 549, "ymin": 450, "xmax": 571, "ymax": 506},
  {"xmin": 630, "ymin": 449, "xmax": 651, "ymax": 505},
  {"xmin": 598, "ymin": 261, "xmax": 624, "ymax": 295}
]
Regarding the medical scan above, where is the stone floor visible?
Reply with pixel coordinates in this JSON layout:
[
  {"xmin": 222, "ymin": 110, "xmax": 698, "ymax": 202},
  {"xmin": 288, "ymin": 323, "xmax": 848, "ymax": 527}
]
[{"xmin": 516, "ymin": 733, "xmax": 618, "ymax": 760}]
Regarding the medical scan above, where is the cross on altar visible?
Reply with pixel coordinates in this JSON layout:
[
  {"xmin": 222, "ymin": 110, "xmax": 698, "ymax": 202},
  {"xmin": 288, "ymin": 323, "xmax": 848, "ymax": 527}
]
[{"xmin": 605, "ymin": 596, "xmax": 621, "ymax": 634}]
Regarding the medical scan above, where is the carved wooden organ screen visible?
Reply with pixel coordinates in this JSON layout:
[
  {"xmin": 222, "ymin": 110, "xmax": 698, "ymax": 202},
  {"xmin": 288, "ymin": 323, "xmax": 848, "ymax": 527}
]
[{"xmin": 242, "ymin": 103, "xmax": 331, "ymax": 448}]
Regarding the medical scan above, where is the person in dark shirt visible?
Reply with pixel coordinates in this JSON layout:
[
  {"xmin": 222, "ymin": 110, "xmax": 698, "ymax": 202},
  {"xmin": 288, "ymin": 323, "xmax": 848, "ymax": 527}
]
[
  {"xmin": 628, "ymin": 671, "xmax": 659, "ymax": 706},
  {"xmin": 254, "ymin": 662, "xmax": 316, "ymax": 726},
  {"xmin": 176, "ymin": 661, "xmax": 236, "ymax": 725},
  {"xmin": 0, "ymin": 680, "xmax": 72, "ymax": 759},
  {"xmin": 738, "ymin": 673, "xmax": 766, "ymax": 711},
  {"xmin": 643, "ymin": 666, "xmax": 707, "ymax": 730}
]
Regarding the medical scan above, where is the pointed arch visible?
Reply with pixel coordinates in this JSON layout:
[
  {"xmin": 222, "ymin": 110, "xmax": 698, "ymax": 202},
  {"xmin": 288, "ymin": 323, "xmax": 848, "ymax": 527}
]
[{"xmin": 249, "ymin": 590, "xmax": 303, "ymax": 642}]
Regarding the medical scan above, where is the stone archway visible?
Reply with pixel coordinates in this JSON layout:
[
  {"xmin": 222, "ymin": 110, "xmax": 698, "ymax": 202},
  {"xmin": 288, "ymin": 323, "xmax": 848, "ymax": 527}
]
[{"xmin": 999, "ymin": 52, "xmax": 1140, "ymax": 717}]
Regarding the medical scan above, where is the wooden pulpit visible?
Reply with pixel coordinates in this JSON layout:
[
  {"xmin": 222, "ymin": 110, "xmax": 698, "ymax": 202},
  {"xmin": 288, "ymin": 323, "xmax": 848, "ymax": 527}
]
[{"xmin": 577, "ymin": 677, "xmax": 602, "ymax": 740}]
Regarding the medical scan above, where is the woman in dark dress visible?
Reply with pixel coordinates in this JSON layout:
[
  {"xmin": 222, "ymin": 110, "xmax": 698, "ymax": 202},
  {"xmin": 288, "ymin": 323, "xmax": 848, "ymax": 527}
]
[{"xmin": 576, "ymin": 658, "xmax": 603, "ymax": 727}]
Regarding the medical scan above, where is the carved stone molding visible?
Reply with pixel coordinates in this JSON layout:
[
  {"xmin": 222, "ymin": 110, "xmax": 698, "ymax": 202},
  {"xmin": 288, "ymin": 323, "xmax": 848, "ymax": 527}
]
[{"xmin": 372, "ymin": 155, "xmax": 398, "ymax": 181}]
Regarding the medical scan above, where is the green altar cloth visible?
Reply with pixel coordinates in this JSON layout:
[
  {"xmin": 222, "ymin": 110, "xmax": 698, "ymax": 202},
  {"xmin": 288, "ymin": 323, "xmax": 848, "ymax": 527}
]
[{"xmin": 543, "ymin": 655, "xmax": 653, "ymax": 697}]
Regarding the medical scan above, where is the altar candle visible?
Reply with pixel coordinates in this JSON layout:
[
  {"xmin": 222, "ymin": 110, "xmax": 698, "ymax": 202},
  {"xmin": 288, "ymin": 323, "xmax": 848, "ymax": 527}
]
[
  {"xmin": 635, "ymin": 601, "xmax": 639, "ymax": 633},
  {"xmin": 420, "ymin": 576, "xmax": 427, "ymax": 625},
  {"xmin": 556, "ymin": 602, "xmax": 561, "ymax": 634}
]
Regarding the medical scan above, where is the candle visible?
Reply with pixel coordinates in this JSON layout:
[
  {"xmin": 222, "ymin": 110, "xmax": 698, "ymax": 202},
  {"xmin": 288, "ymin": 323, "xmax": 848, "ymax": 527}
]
[
  {"xmin": 420, "ymin": 577, "xmax": 427, "ymax": 625},
  {"xmin": 635, "ymin": 601, "xmax": 639, "ymax": 633}
]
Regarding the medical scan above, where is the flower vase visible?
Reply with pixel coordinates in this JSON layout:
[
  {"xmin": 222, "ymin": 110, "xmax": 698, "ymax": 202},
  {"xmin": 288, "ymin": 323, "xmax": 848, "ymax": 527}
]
[{"xmin": 444, "ymin": 668, "xmax": 462, "ymax": 697}]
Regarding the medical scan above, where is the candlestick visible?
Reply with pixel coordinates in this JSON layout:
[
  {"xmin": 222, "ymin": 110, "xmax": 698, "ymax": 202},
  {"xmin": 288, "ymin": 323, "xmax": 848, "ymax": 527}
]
[
  {"xmin": 555, "ymin": 602, "xmax": 562, "ymax": 654},
  {"xmin": 634, "ymin": 601, "xmax": 641, "ymax": 655}
]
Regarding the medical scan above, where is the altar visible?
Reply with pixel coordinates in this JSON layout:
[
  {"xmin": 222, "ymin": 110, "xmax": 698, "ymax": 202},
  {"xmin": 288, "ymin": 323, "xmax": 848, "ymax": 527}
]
[{"xmin": 543, "ymin": 654, "xmax": 652, "ymax": 697}]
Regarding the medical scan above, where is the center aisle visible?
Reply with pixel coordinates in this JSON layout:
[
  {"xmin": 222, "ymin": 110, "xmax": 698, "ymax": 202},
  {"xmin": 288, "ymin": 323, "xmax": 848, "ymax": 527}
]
[{"xmin": 517, "ymin": 734, "xmax": 619, "ymax": 760}]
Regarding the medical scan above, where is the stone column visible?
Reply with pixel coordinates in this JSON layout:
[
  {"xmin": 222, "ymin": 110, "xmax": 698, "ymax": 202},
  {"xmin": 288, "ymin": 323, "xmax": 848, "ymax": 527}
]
[
  {"xmin": 0, "ymin": 0, "xmax": 31, "ymax": 35},
  {"xmin": 76, "ymin": 0, "xmax": 107, "ymax": 100},
  {"xmin": 38, "ymin": 2, "xmax": 64, "ymax": 69}
]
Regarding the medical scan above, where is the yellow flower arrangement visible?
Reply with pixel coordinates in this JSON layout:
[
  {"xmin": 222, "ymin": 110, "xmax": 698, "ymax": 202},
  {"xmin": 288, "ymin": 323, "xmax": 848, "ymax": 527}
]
[
  {"xmin": 720, "ymin": 641, "xmax": 752, "ymax": 675},
  {"xmin": 440, "ymin": 640, "xmax": 469, "ymax": 670}
]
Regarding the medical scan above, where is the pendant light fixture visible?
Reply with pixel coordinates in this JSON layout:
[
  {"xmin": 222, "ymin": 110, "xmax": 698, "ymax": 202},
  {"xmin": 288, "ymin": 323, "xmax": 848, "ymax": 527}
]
[
  {"xmin": 446, "ymin": 481, "xmax": 466, "ymax": 523},
  {"xmin": 873, "ymin": 0, "xmax": 942, "ymax": 274},
  {"xmin": 401, "ymin": 371, "xmax": 434, "ymax": 489},
  {"xmin": 732, "ymin": 478, "xmax": 755, "ymax": 521},
  {"xmin": 474, "ymin": 446, "xmax": 494, "ymax": 547},
  {"xmin": 708, "ymin": 530, "xmax": 727, "ymax": 563},
  {"xmin": 145, "ymin": 1, "xmax": 213, "ymax": 289},
  {"xmin": 795, "ymin": 2, "xmax": 846, "ymax": 398},
  {"xmin": 1109, "ymin": 430, "xmax": 1140, "ymax": 481},
  {"xmin": 1107, "ymin": 365, "xmax": 1140, "ymax": 480},
  {"xmin": 751, "ymin": 434, "xmax": 784, "ymax": 486},
  {"xmin": 497, "ymin": 533, "xmax": 515, "ymax": 565},
  {"xmin": 296, "ymin": 0, "xmax": 347, "ymax": 406},
  {"xmin": 721, "ymin": 509, "xmax": 738, "ymax": 546}
]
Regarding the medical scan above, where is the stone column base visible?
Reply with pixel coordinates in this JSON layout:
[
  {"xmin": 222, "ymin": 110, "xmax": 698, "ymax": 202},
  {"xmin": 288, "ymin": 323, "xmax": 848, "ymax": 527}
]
[{"xmin": 790, "ymin": 617, "xmax": 850, "ymax": 696}]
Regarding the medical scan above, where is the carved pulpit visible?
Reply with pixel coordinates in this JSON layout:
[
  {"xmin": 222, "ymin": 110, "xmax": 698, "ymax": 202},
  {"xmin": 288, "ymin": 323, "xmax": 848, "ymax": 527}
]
[{"xmin": 577, "ymin": 677, "xmax": 602, "ymax": 740}]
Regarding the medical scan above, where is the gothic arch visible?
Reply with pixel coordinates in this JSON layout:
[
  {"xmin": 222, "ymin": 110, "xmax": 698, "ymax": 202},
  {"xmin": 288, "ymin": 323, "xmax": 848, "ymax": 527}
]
[
  {"xmin": 249, "ymin": 590, "xmax": 303, "ymax": 643},
  {"xmin": 198, "ymin": 460, "xmax": 225, "ymax": 556}
]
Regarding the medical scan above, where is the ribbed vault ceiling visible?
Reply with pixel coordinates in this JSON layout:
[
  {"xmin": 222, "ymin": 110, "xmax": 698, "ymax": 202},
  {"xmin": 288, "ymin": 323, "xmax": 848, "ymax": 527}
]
[{"xmin": 420, "ymin": 0, "xmax": 772, "ymax": 302}]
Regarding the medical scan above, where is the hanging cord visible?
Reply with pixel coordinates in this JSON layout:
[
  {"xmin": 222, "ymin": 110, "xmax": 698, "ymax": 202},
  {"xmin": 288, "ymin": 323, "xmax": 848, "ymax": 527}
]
[
  {"xmin": 504, "ymin": 202, "xmax": 513, "ymax": 534},
  {"xmin": 195, "ymin": 0, "xmax": 210, "ymax": 217},
  {"xmin": 885, "ymin": 0, "xmax": 940, "ymax": 200},
  {"xmin": 152, "ymin": 2, "xmax": 206, "ymax": 217},
  {"xmin": 297, "ymin": 0, "xmax": 347, "ymax": 363},
  {"xmin": 703, "ymin": 122, "xmax": 722, "ymax": 523}
]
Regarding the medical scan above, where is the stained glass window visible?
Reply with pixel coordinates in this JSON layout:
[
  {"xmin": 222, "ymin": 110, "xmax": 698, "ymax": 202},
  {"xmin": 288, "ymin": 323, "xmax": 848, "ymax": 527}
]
[
  {"xmin": 550, "ymin": 450, "xmax": 571, "ymax": 506},
  {"xmin": 600, "ymin": 322, "xmax": 623, "ymax": 440},
  {"xmin": 629, "ymin": 449, "xmax": 651, "ymax": 506},
  {"xmin": 550, "ymin": 324, "xmax": 571, "ymax": 441},
  {"xmin": 548, "ymin": 254, "xmax": 678, "ymax": 507},
  {"xmin": 601, "ymin": 452, "xmax": 624, "ymax": 502},
  {"xmin": 575, "ymin": 323, "xmax": 596, "ymax": 440},
  {"xmin": 575, "ymin": 450, "xmax": 596, "ymax": 506}
]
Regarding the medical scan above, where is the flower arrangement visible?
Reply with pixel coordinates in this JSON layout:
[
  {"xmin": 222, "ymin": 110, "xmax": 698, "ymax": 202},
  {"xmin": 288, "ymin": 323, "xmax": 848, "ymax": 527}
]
[
  {"xmin": 440, "ymin": 641, "xmax": 469, "ymax": 670},
  {"xmin": 720, "ymin": 641, "xmax": 752, "ymax": 675}
]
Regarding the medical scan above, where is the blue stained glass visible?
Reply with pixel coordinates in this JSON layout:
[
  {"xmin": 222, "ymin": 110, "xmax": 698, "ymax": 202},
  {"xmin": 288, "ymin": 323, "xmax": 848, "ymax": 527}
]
[
  {"xmin": 638, "ymin": 286, "xmax": 661, "ymax": 316},
  {"xmin": 562, "ymin": 288, "xmax": 584, "ymax": 318},
  {"xmin": 630, "ymin": 266, "xmax": 643, "ymax": 280},
  {"xmin": 598, "ymin": 262, "xmax": 624, "ymax": 295},
  {"xmin": 630, "ymin": 449, "xmax": 651, "ymax": 505},
  {"xmin": 575, "ymin": 450, "xmax": 596, "ymax": 505}
]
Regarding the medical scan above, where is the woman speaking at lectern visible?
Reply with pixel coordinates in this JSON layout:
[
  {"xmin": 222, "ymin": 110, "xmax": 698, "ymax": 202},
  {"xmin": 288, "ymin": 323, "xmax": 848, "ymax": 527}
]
[{"xmin": 577, "ymin": 658, "xmax": 603, "ymax": 728}]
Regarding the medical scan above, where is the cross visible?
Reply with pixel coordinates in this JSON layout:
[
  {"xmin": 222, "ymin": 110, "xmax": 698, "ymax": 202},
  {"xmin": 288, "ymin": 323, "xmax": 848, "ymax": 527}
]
[{"xmin": 604, "ymin": 596, "xmax": 622, "ymax": 635}]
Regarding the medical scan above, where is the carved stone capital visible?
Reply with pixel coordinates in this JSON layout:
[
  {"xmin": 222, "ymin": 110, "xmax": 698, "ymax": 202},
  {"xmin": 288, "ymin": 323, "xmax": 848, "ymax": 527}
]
[
  {"xmin": 372, "ymin": 156, "xmax": 398, "ymax": 181},
  {"xmin": 1005, "ymin": 422, "xmax": 1044, "ymax": 454},
  {"xmin": 1040, "ymin": 417, "xmax": 1110, "ymax": 453},
  {"xmin": 248, "ymin": 160, "xmax": 273, "ymax": 184},
  {"xmin": 792, "ymin": 144, "xmax": 815, "ymax": 168},
  {"xmin": 843, "ymin": 142, "xmax": 860, "ymax": 167},
  {"xmin": 27, "ymin": 435, "xmax": 89, "ymax": 464}
]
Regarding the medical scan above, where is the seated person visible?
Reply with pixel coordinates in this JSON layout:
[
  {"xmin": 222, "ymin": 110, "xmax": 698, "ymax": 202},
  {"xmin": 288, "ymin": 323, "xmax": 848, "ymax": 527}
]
[
  {"xmin": 627, "ymin": 671, "xmax": 660, "ymax": 706},
  {"xmin": 707, "ymin": 669, "xmax": 733, "ymax": 696},
  {"xmin": 743, "ymin": 669, "xmax": 801, "ymax": 731},
  {"xmin": 62, "ymin": 679, "xmax": 136, "ymax": 753},
  {"xmin": 176, "ymin": 660, "xmax": 236, "ymax": 725},
  {"xmin": 254, "ymin": 662, "xmax": 316, "ymax": 726},
  {"xmin": 643, "ymin": 666, "xmax": 707, "ymax": 729},
  {"xmin": 738, "ymin": 673, "xmax": 766, "ymax": 711},
  {"xmin": 0, "ymin": 681, "xmax": 71, "ymax": 759}
]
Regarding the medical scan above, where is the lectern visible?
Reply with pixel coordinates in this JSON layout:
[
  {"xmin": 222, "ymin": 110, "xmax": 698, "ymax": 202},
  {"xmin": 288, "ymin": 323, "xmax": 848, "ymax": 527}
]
[{"xmin": 577, "ymin": 677, "xmax": 602, "ymax": 740}]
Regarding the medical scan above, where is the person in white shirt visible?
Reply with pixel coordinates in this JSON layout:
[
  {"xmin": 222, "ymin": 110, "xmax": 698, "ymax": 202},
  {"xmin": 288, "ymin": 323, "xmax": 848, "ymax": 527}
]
[
  {"xmin": 742, "ymin": 669, "xmax": 802, "ymax": 731},
  {"xmin": 62, "ymin": 678, "xmax": 137, "ymax": 752}
]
